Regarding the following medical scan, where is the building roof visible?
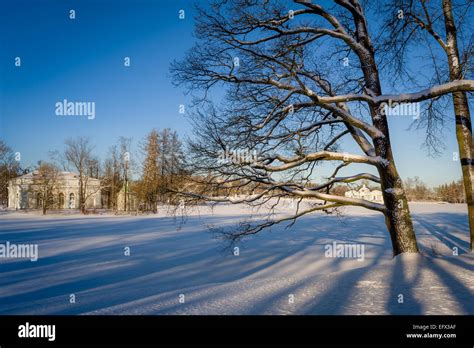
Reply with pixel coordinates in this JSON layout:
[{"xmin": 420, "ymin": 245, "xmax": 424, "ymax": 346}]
[{"xmin": 10, "ymin": 171, "xmax": 99, "ymax": 182}]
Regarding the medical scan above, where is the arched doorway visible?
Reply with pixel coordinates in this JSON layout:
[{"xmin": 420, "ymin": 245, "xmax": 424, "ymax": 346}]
[
  {"xmin": 69, "ymin": 193, "xmax": 75, "ymax": 209},
  {"xmin": 58, "ymin": 193, "xmax": 65, "ymax": 209}
]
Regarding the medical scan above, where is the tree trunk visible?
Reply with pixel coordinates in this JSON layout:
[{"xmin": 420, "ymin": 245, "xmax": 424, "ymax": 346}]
[
  {"xmin": 452, "ymin": 92, "xmax": 474, "ymax": 251},
  {"xmin": 372, "ymin": 103, "xmax": 419, "ymax": 255},
  {"xmin": 443, "ymin": 0, "xmax": 474, "ymax": 251},
  {"xmin": 349, "ymin": 4, "xmax": 419, "ymax": 255},
  {"xmin": 79, "ymin": 175, "xmax": 86, "ymax": 214},
  {"xmin": 378, "ymin": 152, "xmax": 419, "ymax": 255}
]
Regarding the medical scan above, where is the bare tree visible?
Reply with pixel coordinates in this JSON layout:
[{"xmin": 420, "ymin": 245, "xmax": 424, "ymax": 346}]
[
  {"xmin": 102, "ymin": 145, "xmax": 123, "ymax": 210},
  {"xmin": 0, "ymin": 140, "xmax": 21, "ymax": 207},
  {"xmin": 404, "ymin": 177, "xmax": 432, "ymax": 201},
  {"xmin": 381, "ymin": 0, "xmax": 473, "ymax": 250},
  {"xmin": 63, "ymin": 137, "xmax": 99, "ymax": 213},
  {"xmin": 171, "ymin": 0, "xmax": 474, "ymax": 255},
  {"xmin": 159, "ymin": 129, "xmax": 185, "ymax": 202},
  {"xmin": 30, "ymin": 161, "xmax": 60, "ymax": 215}
]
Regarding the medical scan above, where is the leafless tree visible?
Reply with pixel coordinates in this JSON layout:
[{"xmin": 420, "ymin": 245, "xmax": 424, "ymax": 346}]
[
  {"xmin": 158, "ymin": 129, "xmax": 186, "ymax": 203},
  {"xmin": 171, "ymin": 0, "xmax": 473, "ymax": 255},
  {"xmin": 63, "ymin": 137, "xmax": 101, "ymax": 213},
  {"xmin": 380, "ymin": 0, "xmax": 473, "ymax": 250},
  {"xmin": 0, "ymin": 140, "xmax": 21, "ymax": 207},
  {"xmin": 102, "ymin": 145, "xmax": 123, "ymax": 210},
  {"xmin": 404, "ymin": 177, "xmax": 432, "ymax": 201},
  {"xmin": 30, "ymin": 161, "xmax": 60, "ymax": 215}
]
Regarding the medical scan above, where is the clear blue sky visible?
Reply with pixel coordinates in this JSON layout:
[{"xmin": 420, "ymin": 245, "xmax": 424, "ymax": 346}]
[{"xmin": 0, "ymin": 0, "xmax": 463, "ymax": 186}]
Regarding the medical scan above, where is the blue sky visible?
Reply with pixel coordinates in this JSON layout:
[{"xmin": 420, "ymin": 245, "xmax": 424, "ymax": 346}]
[
  {"xmin": 1, "ymin": 0, "xmax": 194, "ymax": 159},
  {"xmin": 0, "ymin": 0, "xmax": 464, "ymax": 186}
]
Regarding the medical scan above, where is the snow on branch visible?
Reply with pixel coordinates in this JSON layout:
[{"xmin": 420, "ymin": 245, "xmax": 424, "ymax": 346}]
[
  {"xmin": 314, "ymin": 80, "xmax": 474, "ymax": 104},
  {"xmin": 278, "ymin": 185, "xmax": 386, "ymax": 212},
  {"xmin": 376, "ymin": 80, "xmax": 474, "ymax": 103},
  {"xmin": 256, "ymin": 151, "xmax": 384, "ymax": 172}
]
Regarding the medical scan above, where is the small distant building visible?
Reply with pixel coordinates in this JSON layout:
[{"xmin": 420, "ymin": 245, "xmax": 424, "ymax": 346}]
[
  {"xmin": 344, "ymin": 184, "xmax": 383, "ymax": 203},
  {"xmin": 8, "ymin": 171, "xmax": 101, "ymax": 210}
]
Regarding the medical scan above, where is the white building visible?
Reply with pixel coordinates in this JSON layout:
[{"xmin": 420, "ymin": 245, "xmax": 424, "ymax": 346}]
[
  {"xmin": 8, "ymin": 171, "xmax": 101, "ymax": 210},
  {"xmin": 344, "ymin": 184, "xmax": 383, "ymax": 203}
]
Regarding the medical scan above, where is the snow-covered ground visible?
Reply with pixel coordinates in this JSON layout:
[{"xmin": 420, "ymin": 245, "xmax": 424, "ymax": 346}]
[{"xmin": 0, "ymin": 202, "xmax": 472, "ymax": 315}]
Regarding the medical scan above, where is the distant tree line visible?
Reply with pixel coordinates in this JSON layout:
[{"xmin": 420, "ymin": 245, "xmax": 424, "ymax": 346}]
[
  {"xmin": 0, "ymin": 134, "xmax": 467, "ymax": 215},
  {"xmin": 403, "ymin": 177, "xmax": 465, "ymax": 203},
  {"xmin": 329, "ymin": 177, "xmax": 465, "ymax": 203}
]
